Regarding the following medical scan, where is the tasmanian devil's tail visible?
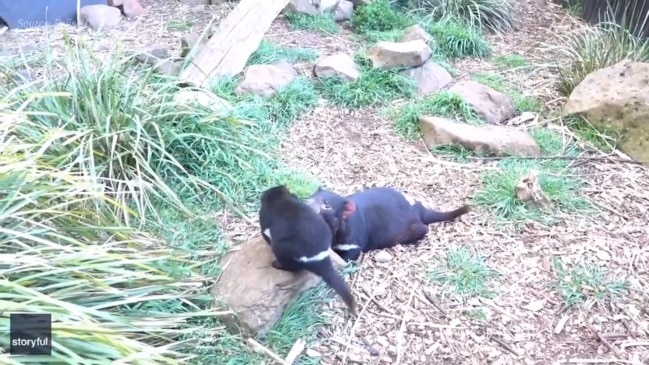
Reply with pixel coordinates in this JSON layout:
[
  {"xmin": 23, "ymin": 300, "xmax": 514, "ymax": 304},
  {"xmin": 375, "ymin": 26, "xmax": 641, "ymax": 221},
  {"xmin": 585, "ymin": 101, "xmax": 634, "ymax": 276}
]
[
  {"xmin": 303, "ymin": 257, "xmax": 357, "ymax": 317},
  {"xmin": 416, "ymin": 203, "xmax": 470, "ymax": 225}
]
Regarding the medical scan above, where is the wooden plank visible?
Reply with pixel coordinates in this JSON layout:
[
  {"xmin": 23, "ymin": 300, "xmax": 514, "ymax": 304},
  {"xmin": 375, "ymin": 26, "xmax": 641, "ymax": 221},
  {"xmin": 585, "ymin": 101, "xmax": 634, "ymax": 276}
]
[{"xmin": 179, "ymin": 0, "xmax": 291, "ymax": 87}]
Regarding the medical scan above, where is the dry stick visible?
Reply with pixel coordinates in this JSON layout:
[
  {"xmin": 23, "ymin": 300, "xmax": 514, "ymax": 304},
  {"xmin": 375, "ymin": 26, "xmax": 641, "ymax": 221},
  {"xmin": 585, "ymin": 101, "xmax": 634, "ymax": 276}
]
[
  {"xmin": 283, "ymin": 339, "xmax": 306, "ymax": 365},
  {"xmin": 490, "ymin": 336, "xmax": 520, "ymax": 357},
  {"xmin": 247, "ymin": 338, "xmax": 288, "ymax": 365},
  {"xmin": 579, "ymin": 312, "xmax": 624, "ymax": 358},
  {"xmin": 470, "ymin": 154, "xmax": 644, "ymax": 165},
  {"xmin": 395, "ymin": 287, "xmax": 415, "ymax": 365}
]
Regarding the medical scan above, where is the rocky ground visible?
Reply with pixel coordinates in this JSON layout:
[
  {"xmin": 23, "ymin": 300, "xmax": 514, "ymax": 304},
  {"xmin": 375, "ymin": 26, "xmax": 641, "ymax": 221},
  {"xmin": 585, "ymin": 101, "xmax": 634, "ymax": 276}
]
[{"xmin": 2, "ymin": 0, "xmax": 648, "ymax": 364}]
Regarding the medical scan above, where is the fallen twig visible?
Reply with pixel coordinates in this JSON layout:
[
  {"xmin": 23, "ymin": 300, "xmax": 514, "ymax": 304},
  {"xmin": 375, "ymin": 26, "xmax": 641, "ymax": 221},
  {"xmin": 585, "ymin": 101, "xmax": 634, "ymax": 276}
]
[
  {"xmin": 490, "ymin": 336, "xmax": 520, "ymax": 357},
  {"xmin": 470, "ymin": 154, "xmax": 643, "ymax": 165},
  {"xmin": 284, "ymin": 339, "xmax": 306, "ymax": 365},
  {"xmin": 247, "ymin": 338, "xmax": 288, "ymax": 365}
]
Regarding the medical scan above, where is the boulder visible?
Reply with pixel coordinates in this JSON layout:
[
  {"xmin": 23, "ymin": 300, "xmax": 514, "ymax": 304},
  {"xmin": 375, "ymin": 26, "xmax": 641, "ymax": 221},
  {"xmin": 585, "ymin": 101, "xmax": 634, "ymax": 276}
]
[
  {"xmin": 122, "ymin": 0, "xmax": 146, "ymax": 17},
  {"xmin": 285, "ymin": 0, "xmax": 340, "ymax": 15},
  {"xmin": 563, "ymin": 59, "xmax": 649, "ymax": 164},
  {"xmin": 235, "ymin": 61, "xmax": 298, "ymax": 97},
  {"xmin": 334, "ymin": 0, "xmax": 354, "ymax": 21},
  {"xmin": 79, "ymin": 5, "xmax": 122, "ymax": 30},
  {"xmin": 448, "ymin": 80, "xmax": 516, "ymax": 124},
  {"xmin": 213, "ymin": 235, "xmax": 347, "ymax": 337},
  {"xmin": 313, "ymin": 53, "xmax": 360, "ymax": 82},
  {"xmin": 420, "ymin": 116, "xmax": 541, "ymax": 157},
  {"xmin": 400, "ymin": 60, "xmax": 452, "ymax": 95},
  {"xmin": 366, "ymin": 40, "xmax": 432, "ymax": 70},
  {"xmin": 400, "ymin": 24, "xmax": 434, "ymax": 48}
]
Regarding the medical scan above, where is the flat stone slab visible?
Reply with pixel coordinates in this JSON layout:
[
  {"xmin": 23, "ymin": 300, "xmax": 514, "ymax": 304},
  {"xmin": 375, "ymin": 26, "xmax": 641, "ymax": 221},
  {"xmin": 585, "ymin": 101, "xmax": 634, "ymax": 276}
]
[{"xmin": 213, "ymin": 235, "xmax": 346, "ymax": 337}]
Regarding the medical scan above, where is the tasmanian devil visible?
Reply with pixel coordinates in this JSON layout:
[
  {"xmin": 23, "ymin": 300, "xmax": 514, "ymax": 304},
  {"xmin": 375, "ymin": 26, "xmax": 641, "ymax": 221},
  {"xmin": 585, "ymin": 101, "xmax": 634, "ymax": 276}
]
[
  {"xmin": 305, "ymin": 186, "xmax": 470, "ymax": 262},
  {"xmin": 259, "ymin": 185, "xmax": 357, "ymax": 316}
]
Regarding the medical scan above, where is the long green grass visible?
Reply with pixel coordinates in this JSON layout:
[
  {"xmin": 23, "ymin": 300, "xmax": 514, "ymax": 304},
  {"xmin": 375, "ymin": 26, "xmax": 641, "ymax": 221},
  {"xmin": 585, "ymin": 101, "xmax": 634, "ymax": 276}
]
[
  {"xmin": 414, "ymin": 0, "xmax": 518, "ymax": 33},
  {"xmin": 0, "ymin": 39, "xmax": 326, "ymax": 364},
  {"xmin": 547, "ymin": 1, "xmax": 649, "ymax": 96}
]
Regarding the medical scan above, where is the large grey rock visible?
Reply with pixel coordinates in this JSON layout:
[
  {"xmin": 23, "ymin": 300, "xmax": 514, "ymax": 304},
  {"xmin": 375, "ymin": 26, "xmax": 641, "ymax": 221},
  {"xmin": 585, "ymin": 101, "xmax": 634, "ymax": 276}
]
[
  {"xmin": 235, "ymin": 61, "xmax": 298, "ymax": 97},
  {"xmin": 314, "ymin": 53, "xmax": 360, "ymax": 82},
  {"xmin": 285, "ymin": 0, "xmax": 340, "ymax": 15},
  {"xmin": 420, "ymin": 116, "xmax": 541, "ymax": 157},
  {"xmin": 366, "ymin": 40, "xmax": 432, "ymax": 70},
  {"xmin": 214, "ymin": 235, "xmax": 347, "ymax": 337},
  {"xmin": 80, "ymin": 5, "xmax": 122, "ymax": 30},
  {"xmin": 563, "ymin": 59, "xmax": 649, "ymax": 164},
  {"xmin": 448, "ymin": 80, "xmax": 516, "ymax": 124},
  {"xmin": 400, "ymin": 60, "xmax": 452, "ymax": 95}
]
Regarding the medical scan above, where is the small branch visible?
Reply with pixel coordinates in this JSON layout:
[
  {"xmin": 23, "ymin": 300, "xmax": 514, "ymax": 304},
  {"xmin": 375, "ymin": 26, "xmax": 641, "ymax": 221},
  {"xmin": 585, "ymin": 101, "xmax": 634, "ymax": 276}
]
[
  {"xmin": 284, "ymin": 339, "xmax": 306, "ymax": 365},
  {"xmin": 490, "ymin": 336, "xmax": 520, "ymax": 357},
  {"xmin": 247, "ymin": 338, "xmax": 288, "ymax": 365},
  {"xmin": 470, "ymin": 155, "xmax": 643, "ymax": 165}
]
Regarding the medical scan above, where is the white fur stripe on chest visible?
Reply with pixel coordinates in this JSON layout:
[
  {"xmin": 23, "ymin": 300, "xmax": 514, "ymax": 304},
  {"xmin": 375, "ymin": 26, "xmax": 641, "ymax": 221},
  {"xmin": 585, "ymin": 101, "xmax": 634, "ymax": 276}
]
[
  {"xmin": 262, "ymin": 228, "xmax": 272, "ymax": 240},
  {"xmin": 298, "ymin": 250, "xmax": 330, "ymax": 263},
  {"xmin": 333, "ymin": 243, "xmax": 360, "ymax": 251}
]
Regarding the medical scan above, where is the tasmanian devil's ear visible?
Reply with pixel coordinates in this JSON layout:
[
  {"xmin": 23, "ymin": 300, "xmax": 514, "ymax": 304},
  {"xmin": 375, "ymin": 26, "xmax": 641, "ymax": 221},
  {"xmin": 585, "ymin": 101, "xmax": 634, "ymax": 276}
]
[{"xmin": 341, "ymin": 201, "xmax": 356, "ymax": 220}]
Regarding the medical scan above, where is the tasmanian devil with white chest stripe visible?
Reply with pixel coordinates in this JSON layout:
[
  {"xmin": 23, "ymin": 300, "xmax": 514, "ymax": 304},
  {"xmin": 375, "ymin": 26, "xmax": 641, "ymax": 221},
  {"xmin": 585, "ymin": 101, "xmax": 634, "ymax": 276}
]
[
  {"xmin": 305, "ymin": 186, "xmax": 470, "ymax": 262},
  {"xmin": 259, "ymin": 185, "xmax": 357, "ymax": 316}
]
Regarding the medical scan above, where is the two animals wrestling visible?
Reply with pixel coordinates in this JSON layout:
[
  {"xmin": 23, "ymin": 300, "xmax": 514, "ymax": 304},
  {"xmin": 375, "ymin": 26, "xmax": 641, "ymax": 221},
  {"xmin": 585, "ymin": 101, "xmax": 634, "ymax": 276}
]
[{"xmin": 259, "ymin": 184, "xmax": 470, "ymax": 317}]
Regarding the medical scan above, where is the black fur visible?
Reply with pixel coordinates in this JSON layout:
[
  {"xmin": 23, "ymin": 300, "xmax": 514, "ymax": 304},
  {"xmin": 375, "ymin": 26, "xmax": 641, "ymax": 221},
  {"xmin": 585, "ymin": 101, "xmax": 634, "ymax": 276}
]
[
  {"xmin": 259, "ymin": 185, "xmax": 357, "ymax": 316},
  {"xmin": 305, "ymin": 186, "xmax": 470, "ymax": 261}
]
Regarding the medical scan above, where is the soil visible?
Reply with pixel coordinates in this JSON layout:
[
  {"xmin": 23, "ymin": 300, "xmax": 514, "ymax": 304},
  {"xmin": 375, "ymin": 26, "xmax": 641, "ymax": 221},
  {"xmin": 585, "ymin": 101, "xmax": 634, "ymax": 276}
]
[{"xmin": 1, "ymin": 0, "xmax": 648, "ymax": 364}]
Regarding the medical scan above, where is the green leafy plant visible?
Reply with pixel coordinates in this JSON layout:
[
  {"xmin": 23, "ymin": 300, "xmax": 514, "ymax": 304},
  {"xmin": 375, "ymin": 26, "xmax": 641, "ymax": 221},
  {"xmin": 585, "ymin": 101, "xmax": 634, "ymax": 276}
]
[
  {"xmin": 248, "ymin": 40, "xmax": 319, "ymax": 65},
  {"xmin": 284, "ymin": 12, "xmax": 340, "ymax": 34},
  {"xmin": 391, "ymin": 90, "xmax": 482, "ymax": 139},
  {"xmin": 351, "ymin": 0, "xmax": 415, "ymax": 34},
  {"xmin": 415, "ymin": 0, "xmax": 518, "ymax": 32},
  {"xmin": 424, "ymin": 18, "xmax": 491, "ymax": 59}
]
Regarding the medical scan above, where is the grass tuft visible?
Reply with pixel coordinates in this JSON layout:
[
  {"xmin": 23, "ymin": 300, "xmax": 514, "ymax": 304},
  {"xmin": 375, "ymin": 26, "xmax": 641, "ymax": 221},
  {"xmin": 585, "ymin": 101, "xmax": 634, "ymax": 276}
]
[
  {"xmin": 350, "ymin": 0, "xmax": 415, "ymax": 34},
  {"xmin": 315, "ymin": 53, "xmax": 417, "ymax": 108},
  {"xmin": 424, "ymin": 18, "xmax": 491, "ymax": 59},
  {"xmin": 416, "ymin": 0, "xmax": 518, "ymax": 33},
  {"xmin": 472, "ymin": 71, "xmax": 543, "ymax": 113},
  {"xmin": 551, "ymin": 257, "xmax": 628, "ymax": 308},
  {"xmin": 493, "ymin": 53, "xmax": 528, "ymax": 69},
  {"xmin": 562, "ymin": 115, "xmax": 622, "ymax": 153},
  {"xmin": 284, "ymin": 12, "xmax": 340, "ymax": 34},
  {"xmin": 430, "ymin": 246, "xmax": 500, "ymax": 298},
  {"xmin": 548, "ymin": 2, "xmax": 649, "ymax": 96},
  {"xmin": 248, "ymin": 40, "xmax": 319, "ymax": 65},
  {"xmin": 472, "ymin": 158, "xmax": 591, "ymax": 224},
  {"xmin": 391, "ymin": 90, "xmax": 482, "ymax": 139}
]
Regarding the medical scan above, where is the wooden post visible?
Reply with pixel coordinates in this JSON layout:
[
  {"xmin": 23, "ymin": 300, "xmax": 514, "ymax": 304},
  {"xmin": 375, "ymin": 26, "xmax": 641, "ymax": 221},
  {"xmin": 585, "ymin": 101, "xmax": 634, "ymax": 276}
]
[{"xmin": 179, "ymin": 0, "xmax": 291, "ymax": 87}]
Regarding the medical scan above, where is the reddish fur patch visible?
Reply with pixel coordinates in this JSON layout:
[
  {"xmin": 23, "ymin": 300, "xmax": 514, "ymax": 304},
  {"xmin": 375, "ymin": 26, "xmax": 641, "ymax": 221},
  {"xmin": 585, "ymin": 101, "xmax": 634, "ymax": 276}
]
[{"xmin": 342, "ymin": 201, "xmax": 356, "ymax": 220}]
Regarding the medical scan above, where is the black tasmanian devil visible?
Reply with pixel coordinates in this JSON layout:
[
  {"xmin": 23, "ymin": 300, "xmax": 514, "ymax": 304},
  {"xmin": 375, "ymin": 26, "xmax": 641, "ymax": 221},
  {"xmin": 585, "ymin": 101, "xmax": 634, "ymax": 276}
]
[
  {"xmin": 305, "ymin": 186, "xmax": 470, "ymax": 262},
  {"xmin": 259, "ymin": 185, "xmax": 357, "ymax": 316}
]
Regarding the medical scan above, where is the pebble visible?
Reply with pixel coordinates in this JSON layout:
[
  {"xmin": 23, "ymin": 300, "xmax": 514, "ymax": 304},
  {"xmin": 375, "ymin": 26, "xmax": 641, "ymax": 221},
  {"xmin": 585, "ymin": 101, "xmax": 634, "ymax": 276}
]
[{"xmin": 374, "ymin": 251, "xmax": 393, "ymax": 263}]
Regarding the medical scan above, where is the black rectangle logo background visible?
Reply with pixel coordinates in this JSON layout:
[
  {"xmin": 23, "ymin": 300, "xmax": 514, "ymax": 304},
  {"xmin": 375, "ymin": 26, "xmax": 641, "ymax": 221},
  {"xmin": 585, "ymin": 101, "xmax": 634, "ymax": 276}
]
[{"xmin": 10, "ymin": 313, "xmax": 52, "ymax": 356}]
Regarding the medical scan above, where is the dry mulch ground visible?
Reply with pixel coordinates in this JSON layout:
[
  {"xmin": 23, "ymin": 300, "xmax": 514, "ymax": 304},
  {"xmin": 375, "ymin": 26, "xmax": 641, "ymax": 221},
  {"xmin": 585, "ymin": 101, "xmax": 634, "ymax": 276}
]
[{"xmin": 2, "ymin": 0, "xmax": 648, "ymax": 364}]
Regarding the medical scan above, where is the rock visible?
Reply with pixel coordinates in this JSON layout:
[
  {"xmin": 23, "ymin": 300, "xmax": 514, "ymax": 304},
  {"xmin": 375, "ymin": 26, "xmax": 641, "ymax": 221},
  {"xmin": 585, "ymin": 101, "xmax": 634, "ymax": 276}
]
[
  {"xmin": 181, "ymin": 32, "xmax": 211, "ymax": 58},
  {"xmin": 122, "ymin": 0, "xmax": 146, "ymax": 17},
  {"xmin": 235, "ymin": 61, "xmax": 298, "ymax": 97},
  {"xmin": 79, "ymin": 5, "xmax": 122, "ymax": 30},
  {"xmin": 349, "ymin": 0, "xmax": 370, "ymax": 7},
  {"xmin": 178, "ymin": 0, "xmax": 210, "ymax": 4},
  {"xmin": 374, "ymin": 251, "xmax": 393, "ymax": 263},
  {"xmin": 173, "ymin": 89, "xmax": 232, "ymax": 113},
  {"xmin": 334, "ymin": 0, "xmax": 354, "ymax": 21},
  {"xmin": 420, "ymin": 116, "xmax": 541, "ymax": 156},
  {"xmin": 285, "ymin": 0, "xmax": 340, "ymax": 15},
  {"xmin": 313, "ymin": 53, "xmax": 359, "ymax": 82},
  {"xmin": 154, "ymin": 61, "xmax": 182, "ymax": 76},
  {"xmin": 135, "ymin": 44, "xmax": 171, "ymax": 66},
  {"xmin": 400, "ymin": 24, "xmax": 434, "ymax": 47},
  {"xmin": 448, "ymin": 80, "xmax": 516, "ymax": 124},
  {"xmin": 563, "ymin": 60, "xmax": 649, "ymax": 165},
  {"xmin": 213, "ymin": 235, "xmax": 347, "ymax": 337},
  {"xmin": 400, "ymin": 60, "xmax": 452, "ymax": 95},
  {"xmin": 366, "ymin": 40, "xmax": 432, "ymax": 70}
]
